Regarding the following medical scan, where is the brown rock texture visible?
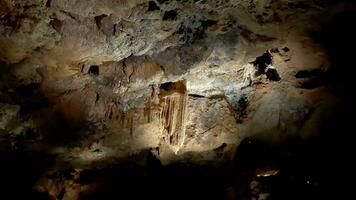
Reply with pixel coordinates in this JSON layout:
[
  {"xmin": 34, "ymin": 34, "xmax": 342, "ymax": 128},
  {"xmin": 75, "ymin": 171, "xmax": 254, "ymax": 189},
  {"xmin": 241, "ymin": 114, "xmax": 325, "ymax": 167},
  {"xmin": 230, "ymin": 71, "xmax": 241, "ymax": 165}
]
[{"xmin": 1, "ymin": 0, "xmax": 353, "ymax": 199}]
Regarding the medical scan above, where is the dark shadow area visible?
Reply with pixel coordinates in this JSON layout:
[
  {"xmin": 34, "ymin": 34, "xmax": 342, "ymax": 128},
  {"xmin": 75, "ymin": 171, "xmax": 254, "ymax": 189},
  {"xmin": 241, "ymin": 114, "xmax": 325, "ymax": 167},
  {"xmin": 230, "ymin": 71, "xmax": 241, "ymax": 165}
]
[
  {"xmin": 251, "ymin": 51, "xmax": 281, "ymax": 81},
  {"xmin": 251, "ymin": 51, "xmax": 272, "ymax": 73},
  {"xmin": 78, "ymin": 162, "xmax": 232, "ymax": 200},
  {"xmin": 295, "ymin": 68, "xmax": 327, "ymax": 89},
  {"xmin": 308, "ymin": 1, "xmax": 356, "ymax": 198},
  {"xmin": 0, "ymin": 136, "xmax": 334, "ymax": 200},
  {"xmin": 0, "ymin": 150, "xmax": 54, "ymax": 200},
  {"xmin": 0, "ymin": 64, "xmax": 50, "ymax": 114},
  {"xmin": 88, "ymin": 65, "xmax": 99, "ymax": 76},
  {"xmin": 315, "ymin": 8, "xmax": 356, "ymax": 94},
  {"xmin": 231, "ymin": 137, "xmax": 328, "ymax": 200},
  {"xmin": 148, "ymin": 1, "xmax": 160, "ymax": 12},
  {"xmin": 163, "ymin": 10, "xmax": 177, "ymax": 21},
  {"xmin": 0, "ymin": 136, "xmax": 326, "ymax": 200},
  {"xmin": 0, "ymin": 63, "xmax": 87, "ymax": 147}
]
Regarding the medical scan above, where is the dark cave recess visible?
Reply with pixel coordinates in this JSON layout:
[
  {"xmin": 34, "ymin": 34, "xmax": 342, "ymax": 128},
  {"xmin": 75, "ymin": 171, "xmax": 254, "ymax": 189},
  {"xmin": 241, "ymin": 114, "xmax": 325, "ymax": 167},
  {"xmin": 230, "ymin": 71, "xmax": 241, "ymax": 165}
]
[{"xmin": 0, "ymin": 137, "xmax": 332, "ymax": 200}]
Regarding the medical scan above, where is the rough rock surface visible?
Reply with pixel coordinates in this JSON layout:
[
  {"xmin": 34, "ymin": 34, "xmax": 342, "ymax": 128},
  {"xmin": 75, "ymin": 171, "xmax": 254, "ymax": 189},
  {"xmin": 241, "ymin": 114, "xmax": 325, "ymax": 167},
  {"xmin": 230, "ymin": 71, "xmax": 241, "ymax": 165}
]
[{"xmin": 0, "ymin": 0, "xmax": 352, "ymax": 199}]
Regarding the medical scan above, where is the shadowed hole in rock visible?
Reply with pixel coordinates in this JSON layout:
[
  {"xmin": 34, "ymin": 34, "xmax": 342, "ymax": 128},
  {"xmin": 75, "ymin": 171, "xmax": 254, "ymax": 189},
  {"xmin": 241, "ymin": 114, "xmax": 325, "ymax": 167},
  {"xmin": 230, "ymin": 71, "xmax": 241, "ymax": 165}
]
[
  {"xmin": 4, "ymin": 83, "xmax": 51, "ymax": 114},
  {"xmin": 282, "ymin": 47, "xmax": 290, "ymax": 52},
  {"xmin": 0, "ymin": 151, "xmax": 55, "ymax": 199},
  {"xmin": 94, "ymin": 15, "xmax": 107, "ymax": 29},
  {"xmin": 251, "ymin": 51, "xmax": 281, "ymax": 81},
  {"xmin": 157, "ymin": 0, "xmax": 169, "ymax": 4},
  {"xmin": 201, "ymin": 19, "xmax": 218, "ymax": 29},
  {"xmin": 215, "ymin": 143, "xmax": 227, "ymax": 157},
  {"xmin": 88, "ymin": 65, "xmax": 99, "ymax": 76},
  {"xmin": 159, "ymin": 81, "xmax": 183, "ymax": 91},
  {"xmin": 159, "ymin": 80, "xmax": 186, "ymax": 94},
  {"xmin": 57, "ymin": 188, "xmax": 65, "ymax": 200},
  {"xmin": 0, "ymin": 14, "xmax": 11, "ymax": 26},
  {"xmin": 266, "ymin": 67, "xmax": 281, "ymax": 81},
  {"xmin": 49, "ymin": 19, "xmax": 62, "ymax": 32},
  {"xmin": 0, "ymin": 14, "xmax": 18, "ymax": 29},
  {"xmin": 46, "ymin": 0, "xmax": 52, "ymax": 8},
  {"xmin": 236, "ymin": 95, "xmax": 249, "ymax": 123},
  {"xmin": 188, "ymin": 93, "xmax": 205, "ymax": 98},
  {"xmin": 270, "ymin": 48, "xmax": 280, "ymax": 53},
  {"xmin": 148, "ymin": 1, "xmax": 160, "ymax": 11},
  {"xmin": 251, "ymin": 51, "xmax": 272, "ymax": 72},
  {"xmin": 159, "ymin": 82, "xmax": 173, "ymax": 90},
  {"xmin": 163, "ymin": 10, "xmax": 177, "ymax": 21},
  {"xmin": 17, "ymin": 83, "xmax": 39, "ymax": 97},
  {"xmin": 24, "ymin": 128, "xmax": 38, "ymax": 140},
  {"xmin": 93, "ymin": 149, "xmax": 101, "ymax": 153},
  {"xmin": 60, "ymin": 169, "xmax": 77, "ymax": 180}
]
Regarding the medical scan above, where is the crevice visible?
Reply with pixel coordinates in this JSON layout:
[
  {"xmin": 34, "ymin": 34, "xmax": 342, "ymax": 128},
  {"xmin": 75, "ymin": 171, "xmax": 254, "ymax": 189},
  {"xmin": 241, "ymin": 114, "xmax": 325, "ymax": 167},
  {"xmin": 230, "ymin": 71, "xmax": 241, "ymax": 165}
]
[
  {"xmin": 251, "ymin": 51, "xmax": 273, "ymax": 72},
  {"xmin": 159, "ymin": 65, "xmax": 165, "ymax": 73},
  {"xmin": 201, "ymin": 19, "xmax": 217, "ymax": 29},
  {"xmin": 157, "ymin": 0, "xmax": 169, "ymax": 4},
  {"xmin": 113, "ymin": 24, "xmax": 117, "ymax": 35},
  {"xmin": 57, "ymin": 188, "xmax": 65, "ymax": 200},
  {"xmin": 94, "ymin": 14, "xmax": 108, "ymax": 30},
  {"xmin": 236, "ymin": 95, "xmax": 249, "ymax": 123},
  {"xmin": 251, "ymin": 51, "xmax": 281, "ymax": 81},
  {"xmin": 160, "ymin": 82, "xmax": 173, "ymax": 91},
  {"xmin": 196, "ymin": 124, "xmax": 217, "ymax": 136},
  {"xmin": 60, "ymin": 10, "xmax": 80, "ymax": 22},
  {"xmin": 282, "ymin": 47, "xmax": 290, "ymax": 52},
  {"xmin": 46, "ymin": 0, "xmax": 52, "ymax": 8},
  {"xmin": 88, "ymin": 65, "xmax": 99, "ymax": 76},
  {"xmin": 92, "ymin": 149, "xmax": 102, "ymax": 153},
  {"xmin": 122, "ymin": 58, "xmax": 134, "ymax": 82},
  {"xmin": 95, "ymin": 93, "xmax": 100, "ymax": 103},
  {"xmin": 188, "ymin": 94, "xmax": 205, "ymax": 98},
  {"xmin": 49, "ymin": 19, "xmax": 62, "ymax": 32},
  {"xmin": 163, "ymin": 10, "xmax": 177, "ymax": 21},
  {"xmin": 148, "ymin": 1, "xmax": 160, "ymax": 11},
  {"xmin": 266, "ymin": 67, "xmax": 281, "ymax": 81}
]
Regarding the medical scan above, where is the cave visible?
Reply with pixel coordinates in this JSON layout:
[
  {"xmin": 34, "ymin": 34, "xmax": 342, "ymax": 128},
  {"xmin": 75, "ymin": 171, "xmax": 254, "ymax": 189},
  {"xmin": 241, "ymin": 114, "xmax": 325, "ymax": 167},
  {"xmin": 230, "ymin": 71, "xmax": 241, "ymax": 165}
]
[
  {"xmin": 148, "ymin": 1, "xmax": 160, "ymax": 12},
  {"xmin": 0, "ymin": 0, "xmax": 354, "ymax": 200},
  {"xmin": 88, "ymin": 65, "xmax": 99, "ymax": 76},
  {"xmin": 162, "ymin": 10, "xmax": 178, "ymax": 21}
]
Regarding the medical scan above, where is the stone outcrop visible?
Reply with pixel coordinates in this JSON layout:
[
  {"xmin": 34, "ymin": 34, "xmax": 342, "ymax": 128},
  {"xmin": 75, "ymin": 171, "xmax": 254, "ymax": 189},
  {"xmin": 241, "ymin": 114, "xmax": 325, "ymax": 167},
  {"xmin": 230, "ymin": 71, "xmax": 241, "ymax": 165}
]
[{"xmin": 0, "ymin": 0, "xmax": 351, "ymax": 199}]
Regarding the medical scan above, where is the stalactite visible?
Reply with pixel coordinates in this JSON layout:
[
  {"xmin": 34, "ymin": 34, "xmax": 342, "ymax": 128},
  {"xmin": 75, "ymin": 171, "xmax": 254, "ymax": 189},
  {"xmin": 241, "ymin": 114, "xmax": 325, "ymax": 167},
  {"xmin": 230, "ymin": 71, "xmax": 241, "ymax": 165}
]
[{"xmin": 160, "ymin": 89, "xmax": 187, "ymax": 153}]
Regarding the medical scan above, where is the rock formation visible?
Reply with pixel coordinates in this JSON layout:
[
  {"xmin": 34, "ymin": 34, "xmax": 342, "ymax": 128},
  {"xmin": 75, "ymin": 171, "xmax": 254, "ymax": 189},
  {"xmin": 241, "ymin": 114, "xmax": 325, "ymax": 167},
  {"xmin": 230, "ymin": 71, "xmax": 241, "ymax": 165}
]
[{"xmin": 1, "ymin": 0, "xmax": 354, "ymax": 199}]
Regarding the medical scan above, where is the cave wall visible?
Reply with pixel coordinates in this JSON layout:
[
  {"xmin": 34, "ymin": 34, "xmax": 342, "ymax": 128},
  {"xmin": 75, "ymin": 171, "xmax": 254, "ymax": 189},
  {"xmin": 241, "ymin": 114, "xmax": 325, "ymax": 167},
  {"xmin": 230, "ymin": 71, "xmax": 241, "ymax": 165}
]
[
  {"xmin": 0, "ymin": 0, "xmax": 340, "ymax": 169},
  {"xmin": 0, "ymin": 0, "xmax": 352, "ymax": 199}
]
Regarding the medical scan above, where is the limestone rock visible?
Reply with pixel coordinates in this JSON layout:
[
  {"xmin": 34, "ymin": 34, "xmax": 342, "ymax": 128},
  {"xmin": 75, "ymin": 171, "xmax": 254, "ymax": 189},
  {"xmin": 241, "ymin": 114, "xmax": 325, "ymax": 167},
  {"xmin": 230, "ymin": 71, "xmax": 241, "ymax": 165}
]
[
  {"xmin": 0, "ymin": 0, "xmax": 347, "ymax": 198},
  {"xmin": 0, "ymin": 103, "xmax": 20, "ymax": 130}
]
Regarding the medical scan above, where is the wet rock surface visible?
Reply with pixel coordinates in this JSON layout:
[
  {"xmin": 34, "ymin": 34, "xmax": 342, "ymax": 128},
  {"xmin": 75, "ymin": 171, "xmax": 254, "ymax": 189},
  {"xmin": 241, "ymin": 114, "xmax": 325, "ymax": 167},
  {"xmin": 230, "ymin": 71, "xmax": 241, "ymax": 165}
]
[{"xmin": 0, "ymin": 0, "xmax": 354, "ymax": 199}]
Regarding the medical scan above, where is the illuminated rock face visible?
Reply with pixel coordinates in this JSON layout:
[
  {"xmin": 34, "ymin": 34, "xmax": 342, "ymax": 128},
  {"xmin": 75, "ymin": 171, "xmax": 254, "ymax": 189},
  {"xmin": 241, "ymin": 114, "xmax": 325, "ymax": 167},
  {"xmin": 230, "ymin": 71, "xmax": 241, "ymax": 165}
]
[
  {"xmin": 0, "ymin": 0, "xmax": 351, "ymax": 199},
  {"xmin": 159, "ymin": 81, "xmax": 187, "ymax": 152},
  {"xmin": 0, "ymin": 0, "xmax": 339, "ymax": 161}
]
